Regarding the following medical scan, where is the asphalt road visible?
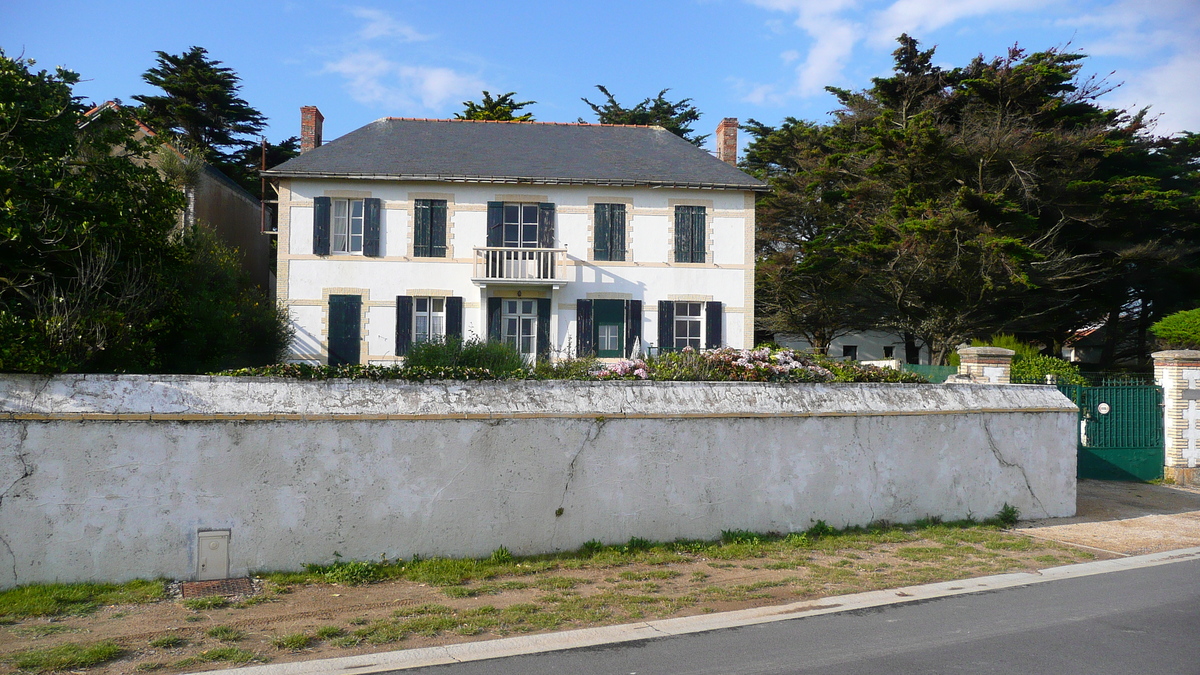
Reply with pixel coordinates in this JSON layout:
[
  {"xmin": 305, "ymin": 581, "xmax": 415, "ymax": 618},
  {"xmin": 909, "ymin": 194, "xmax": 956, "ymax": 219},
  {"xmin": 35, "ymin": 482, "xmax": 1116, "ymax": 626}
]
[{"xmin": 399, "ymin": 558, "xmax": 1200, "ymax": 675}]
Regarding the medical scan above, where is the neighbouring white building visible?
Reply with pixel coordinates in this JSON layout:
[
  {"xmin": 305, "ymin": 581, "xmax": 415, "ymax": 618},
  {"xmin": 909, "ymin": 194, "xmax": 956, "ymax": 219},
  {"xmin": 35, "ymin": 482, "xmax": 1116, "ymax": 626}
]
[{"xmin": 264, "ymin": 109, "xmax": 767, "ymax": 364}]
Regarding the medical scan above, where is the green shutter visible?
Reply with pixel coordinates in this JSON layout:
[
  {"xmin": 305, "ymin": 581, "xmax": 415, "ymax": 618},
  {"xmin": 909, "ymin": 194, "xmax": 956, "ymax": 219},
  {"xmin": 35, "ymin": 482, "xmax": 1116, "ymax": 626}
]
[
  {"xmin": 611, "ymin": 204, "xmax": 626, "ymax": 261},
  {"xmin": 674, "ymin": 207, "xmax": 690, "ymax": 263},
  {"xmin": 538, "ymin": 203, "xmax": 555, "ymax": 248},
  {"xmin": 692, "ymin": 207, "xmax": 706, "ymax": 263},
  {"xmin": 395, "ymin": 295, "xmax": 413, "ymax": 356},
  {"xmin": 594, "ymin": 204, "xmax": 610, "ymax": 261},
  {"xmin": 430, "ymin": 200, "xmax": 447, "ymax": 257},
  {"xmin": 313, "ymin": 196, "xmax": 331, "ymax": 256},
  {"xmin": 363, "ymin": 198, "xmax": 382, "ymax": 257},
  {"xmin": 413, "ymin": 200, "xmax": 431, "ymax": 257},
  {"xmin": 486, "ymin": 202, "xmax": 503, "ymax": 247},
  {"xmin": 328, "ymin": 294, "xmax": 361, "ymax": 365}
]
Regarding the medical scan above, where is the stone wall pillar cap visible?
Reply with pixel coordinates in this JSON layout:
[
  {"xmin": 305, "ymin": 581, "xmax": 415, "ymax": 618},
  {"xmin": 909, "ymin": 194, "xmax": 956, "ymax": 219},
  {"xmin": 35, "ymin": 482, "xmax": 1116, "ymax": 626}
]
[
  {"xmin": 1151, "ymin": 350, "xmax": 1200, "ymax": 360},
  {"xmin": 957, "ymin": 347, "xmax": 1016, "ymax": 357}
]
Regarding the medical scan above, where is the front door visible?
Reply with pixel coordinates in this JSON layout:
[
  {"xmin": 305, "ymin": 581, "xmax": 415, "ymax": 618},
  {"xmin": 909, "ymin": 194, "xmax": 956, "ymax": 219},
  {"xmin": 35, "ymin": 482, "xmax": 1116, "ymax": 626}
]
[
  {"xmin": 502, "ymin": 299, "xmax": 539, "ymax": 363},
  {"xmin": 328, "ymin": 294, "xmax": 361, "ymax": 366}
]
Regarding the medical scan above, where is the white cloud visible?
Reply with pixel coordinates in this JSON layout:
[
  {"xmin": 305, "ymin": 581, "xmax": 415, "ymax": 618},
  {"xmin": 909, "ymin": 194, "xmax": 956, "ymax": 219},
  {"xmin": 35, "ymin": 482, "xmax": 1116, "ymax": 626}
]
[
  {"xmin": 869, "ymin": 0, "xmax": 1047, "ymax": 48},
  {"xmin": 747, "ymin": 0, "xmax": 863, "ymax": 96},
  {"xmin": 348, "ymin": 7, "xmax": 433, "ymax": 42},
  {"xmin": 323, "ymin": 51, "xmax": 484, "ymax": 112}
]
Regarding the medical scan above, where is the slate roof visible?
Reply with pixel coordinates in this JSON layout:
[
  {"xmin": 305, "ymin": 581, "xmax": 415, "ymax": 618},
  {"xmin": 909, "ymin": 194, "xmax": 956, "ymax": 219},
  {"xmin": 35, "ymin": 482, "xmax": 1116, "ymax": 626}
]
[{"xmin": 263, "ymin": 118, "xmax": 768, "ymax": 191}]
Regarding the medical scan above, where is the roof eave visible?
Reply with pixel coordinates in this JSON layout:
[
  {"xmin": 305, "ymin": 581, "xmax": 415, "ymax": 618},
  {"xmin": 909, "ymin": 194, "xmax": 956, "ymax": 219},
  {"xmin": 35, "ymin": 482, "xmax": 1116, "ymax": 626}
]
[{"xmin": 260, "ymin": 170, "xmax": 770, "ymax": 192}]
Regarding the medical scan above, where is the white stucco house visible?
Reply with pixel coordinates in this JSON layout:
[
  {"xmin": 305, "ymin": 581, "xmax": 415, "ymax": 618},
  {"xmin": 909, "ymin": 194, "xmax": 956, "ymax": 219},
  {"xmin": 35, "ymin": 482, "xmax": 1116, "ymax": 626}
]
[{"xmin": 263, "ymin": 108, "xmax": 767, "ymax": 365}]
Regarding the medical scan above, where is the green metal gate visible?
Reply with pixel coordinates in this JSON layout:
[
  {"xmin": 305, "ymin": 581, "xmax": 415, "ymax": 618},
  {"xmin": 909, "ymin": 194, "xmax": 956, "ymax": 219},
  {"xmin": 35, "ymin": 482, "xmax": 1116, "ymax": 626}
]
[{"xmin": 1057, "ymin": 383, "xmax": 1164, "ymax": 481}]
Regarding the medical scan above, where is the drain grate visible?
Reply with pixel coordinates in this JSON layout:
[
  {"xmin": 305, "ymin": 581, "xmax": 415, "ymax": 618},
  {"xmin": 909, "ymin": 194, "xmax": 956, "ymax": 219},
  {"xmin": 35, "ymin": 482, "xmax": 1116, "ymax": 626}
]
[{"xmin": 181, "ymin": 577, "xmax": 254, "ymax": 598}]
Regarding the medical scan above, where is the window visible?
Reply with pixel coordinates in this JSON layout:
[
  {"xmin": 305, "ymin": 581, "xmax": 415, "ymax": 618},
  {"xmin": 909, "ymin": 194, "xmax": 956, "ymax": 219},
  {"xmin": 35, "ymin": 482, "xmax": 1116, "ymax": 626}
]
[
  {"xmin": 883, "ymin": 346, "xmax": 895, "ymax": 359},
  {"xmin": 332, "ymin": 199, "xmax": 364, "ymax": 253},
  {"xmin": 504, "ymin": 203, "xmax": 541, "ymax": 248},
  {"xmin": 594, "ymin": 203, "xmax": 626, "ymax": 261},
  {"xmin": 502, "ymin": 299, "xmax": 539, "ymax": 362},
  {"xmin": 842, "ymin": 345, "xmax": 858, "ymax": 361},
  {"xmin": 674, "ymin": 302, "xmax": 703, "ymax": 350},
  {"xmin": 414, "ymin": 297, "xmax": 445, "ymax": 343},
  {"xmin": 413, "ymin": 199, "xmax": 447, "ymax": 257},
  {"xmin": 674, "ymin": 205, "xmax": 706, "ymax": 263}
]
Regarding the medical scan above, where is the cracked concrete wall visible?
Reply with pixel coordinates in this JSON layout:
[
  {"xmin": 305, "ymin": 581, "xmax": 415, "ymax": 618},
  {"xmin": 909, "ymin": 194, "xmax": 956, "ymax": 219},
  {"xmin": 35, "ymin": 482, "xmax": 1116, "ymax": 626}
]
[{"xmin": 0, "ymin": 377, "xmax": 1076, "ymax": 587}]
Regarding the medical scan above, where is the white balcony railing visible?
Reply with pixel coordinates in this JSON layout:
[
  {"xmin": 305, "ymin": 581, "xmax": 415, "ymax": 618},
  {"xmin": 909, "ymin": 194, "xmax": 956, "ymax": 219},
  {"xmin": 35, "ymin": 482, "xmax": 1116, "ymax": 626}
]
[{"xmin": 472, "ymin": 247, "xmax": 567, "ymax": 285}]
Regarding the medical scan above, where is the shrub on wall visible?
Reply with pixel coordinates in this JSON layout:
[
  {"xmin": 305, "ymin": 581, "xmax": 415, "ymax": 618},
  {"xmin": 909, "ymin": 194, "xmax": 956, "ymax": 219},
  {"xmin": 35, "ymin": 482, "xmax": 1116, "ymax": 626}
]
[
  {"xmin": 1150, "ymin": 308, "xmax": 1200, "ymax": 350},
  {"xmin": 219, "ymin": 346, "xmax": 929, "ymax": 383}
]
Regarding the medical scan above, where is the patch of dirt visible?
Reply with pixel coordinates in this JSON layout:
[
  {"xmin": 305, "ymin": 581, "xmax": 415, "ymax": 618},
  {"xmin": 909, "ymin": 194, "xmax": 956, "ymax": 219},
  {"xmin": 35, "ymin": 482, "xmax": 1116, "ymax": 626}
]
[
  {"xmin": 0, "ymin": 532, "xmax": 1095, "ymax": 675},
  {"xmin": 1019, "ymin": 479, "xmax": 1200, "ymax": 555}
]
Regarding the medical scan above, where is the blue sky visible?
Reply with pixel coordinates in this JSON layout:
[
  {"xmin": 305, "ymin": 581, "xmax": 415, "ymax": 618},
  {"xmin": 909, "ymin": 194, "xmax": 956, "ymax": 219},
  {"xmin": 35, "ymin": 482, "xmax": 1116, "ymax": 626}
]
[{"xmin": 4, "ymin": 0, "xmax": 1197, "ymax": 154}]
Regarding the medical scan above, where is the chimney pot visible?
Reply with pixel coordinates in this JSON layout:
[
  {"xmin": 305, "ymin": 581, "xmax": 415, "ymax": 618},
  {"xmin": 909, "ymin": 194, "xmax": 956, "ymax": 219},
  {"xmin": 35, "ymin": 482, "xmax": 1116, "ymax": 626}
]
[
  {"xmin": 715, "ymin": 118, "xmax": 738, "ymax": 166},
  {"xmin": 300, "ymin": 106, "xmax": 324, "ymax": 153}
]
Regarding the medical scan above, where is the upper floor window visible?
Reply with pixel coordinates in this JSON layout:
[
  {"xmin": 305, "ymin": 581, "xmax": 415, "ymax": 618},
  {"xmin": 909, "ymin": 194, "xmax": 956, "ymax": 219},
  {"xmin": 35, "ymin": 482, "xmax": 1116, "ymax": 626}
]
[
  {"xmin": 594, "ymin": 203, "xmax": 626, "ymax": 261},
  {"xmin": 332, "ymin": 198, "xmax": 364, "ymax": 253},
  {"xmin": 504, "ymin": 203, "xmax": 541, "ymax": 248},
  {"xmin": 674, "ymin": 205, "xmax": 706, "ymax": 263},
  {"xmin": 413, "ymin": 199, "xmax": 447, "ymax": 257},
  {"xmin": 313, "ymin": 196, "xmax": 381, "ymax": 257}
]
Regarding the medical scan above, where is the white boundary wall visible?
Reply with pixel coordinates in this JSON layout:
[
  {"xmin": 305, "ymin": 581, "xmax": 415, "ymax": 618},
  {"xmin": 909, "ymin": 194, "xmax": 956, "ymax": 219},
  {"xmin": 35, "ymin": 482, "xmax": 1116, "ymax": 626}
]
[{"xmin": 0, "ymin": 376, "xmax": 1076, "ymax": 587}]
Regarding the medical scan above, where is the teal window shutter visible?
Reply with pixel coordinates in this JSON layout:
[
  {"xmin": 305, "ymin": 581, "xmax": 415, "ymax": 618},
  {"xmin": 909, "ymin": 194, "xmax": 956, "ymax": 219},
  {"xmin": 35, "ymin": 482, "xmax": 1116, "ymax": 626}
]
[
  {"xmin": 430, "ymin": 200, "xmax": 447, "ymax": 257},
  {"xmin": 594, "ymin": 204, "xmax": 610, "ymax": 261},
  {"xmin": 313, "ymin": 196, "xmax": 331, "ymax": 255},
  {"xmin": 537, "ymin": 203, "xmax": 555, "ymax": 248},
  {"xmin": 691, "ymin": 207, "xmax": 706, "ymax": 262},
  {"xmin": 674, "ymin": 207, "xmax": 691, "ymax": 263},
  {"xmin": 611, "ymin": 204, "xmax": 626, "ymax": 261},
  {"xmin": 486, "ymin": 202, "xmax": 503, "ymax": 247},
  {"xmin": 414, "ymin": 200, "xmax": 431, "ymax": 257},
  {"xmin": 363, "ymin": 198, "xmax": 381, "ymax": 257}
]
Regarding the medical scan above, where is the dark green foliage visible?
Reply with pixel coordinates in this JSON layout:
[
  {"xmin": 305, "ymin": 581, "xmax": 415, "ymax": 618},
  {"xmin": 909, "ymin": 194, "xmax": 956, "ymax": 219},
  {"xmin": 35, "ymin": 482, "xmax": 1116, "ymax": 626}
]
[
  {"xmin": 133, "ymin": 46, "xmax": 265, "ymax": 165},
  {"xmin": 747, "ymin": 35, "xmax": 1200, "ymax": 366},
  {"xmin": 403, "ymin": 336, "xmax": 529, "ymax": 376},
  {"xmin": 0, "ymin": 52, "xmax": 184, "ymax": 372},
  {"xmin": 580, "ymin": 85, "xmax": 707, "ymax": 146},
  {"xmin": 994, "ymin": 503, "xmax": 1020, "ymax": 527},
  {"xmin": 967, "ymin": 334, "xmax": 1087, "ymax": 385},
  {"xmin": 155, "ymin": 227, "xmax": 291, "ymax": 373},
  {"xmin": 1150, "ymin": 308, "xmax": 1200, "ymax": 349},
  {"xmin": 455, "ymin": 91, "xmax": 536, "ymax": 122}
]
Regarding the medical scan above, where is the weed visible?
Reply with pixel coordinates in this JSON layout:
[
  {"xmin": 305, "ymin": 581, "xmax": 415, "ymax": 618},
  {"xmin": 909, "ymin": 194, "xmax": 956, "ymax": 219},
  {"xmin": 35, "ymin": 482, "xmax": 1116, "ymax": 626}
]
[
  {"xmin": 534, "ymin": 576, "xmax": 587, "ymax": 590},
  {"xmin": 473, "ymin": 581, "xmax": 529, "ymax": 595},
  {"xmin": 148, "ymin": 635, "xmax": 186, "ymax": 649},
  {"xmin": 721, "ymin": 530, "xmax": 763, "ymax": 545},
  {"xmin": 490, "ymin": 546, "xmax": 514, "ymax": 564},
  {"xmin": 0, "ymin": 579, "xmax": 164, "ymax": 620},
  {"xmin": 197, "ymin": 647, "xmax": 260, "ymax": 664},
  {"xmin": 233, "ymin": 594, "xmax": 277, "ymax": 609},
  {"xmin": 305, "ymin": 556, "xmax": 384, "ymax": 586},
  {"xmin": 347, "ymin": 616, "xmax": 369, "ymax": 625},
  {"xmin": 393, "ymin": 604, "xmax": 453, "ymax": 618},
  {"xmin": 182, "ymin": 596, "xmax": 229, "ymax": 611},
  {"xmin": 806, "ymin": 521, "xmax": 837, "ymax": 539},
  {"xmin": 183, "ymin": 615, "xmax": 205, "ymax": 622},
  {"xmin": 331, "ymin": 635, "xmax": 365, "ymax": 648},
  {"xmin": 690, "ymin": 572, "xmax": 709, "ymax": 581},
  {"xmin": 618, "ymin": 570, "xmax": 680, "ymax": 581},
  {"xmin": 442, "ymin": 586, "xmax": 476, "ymax": 598},
  {"xmin": 9, "ymin": 641, "xmax": 125, "ymax": 673},
  {"xmin": 135, "ymin": 662, "xmax": 164, "ymax": 671},
  {"xmin": 579, "ymin": 540, "xmax": 604, "ymax": 557},
  {"xmin": 623, "ymin": 537, "xmax": 653, "ymax": 553},
  {"xmin": 315, "ymin": 625, "xmax": 346, "ymax": 639},
  {"xmin": 995, "ymin": 503, "xmax": 1021, "ymax": 527},
  {"xmin": 404, "ymin": 558, "xmax": 487, "ymax": 586},
  {"xmin": 205, "ymin": 625, "xmax": 245, "ymax": 642},
  {"xmin": 271, "ymin": 633, "xmax": 313, "ymax": 650}
]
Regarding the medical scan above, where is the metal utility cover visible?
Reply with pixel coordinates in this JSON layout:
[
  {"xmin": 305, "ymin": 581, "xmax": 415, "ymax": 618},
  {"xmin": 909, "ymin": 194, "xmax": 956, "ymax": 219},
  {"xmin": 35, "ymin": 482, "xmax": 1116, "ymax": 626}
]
[{"xmin": 197, "ymin": 530, "xmax": 230, "ymax": 581}]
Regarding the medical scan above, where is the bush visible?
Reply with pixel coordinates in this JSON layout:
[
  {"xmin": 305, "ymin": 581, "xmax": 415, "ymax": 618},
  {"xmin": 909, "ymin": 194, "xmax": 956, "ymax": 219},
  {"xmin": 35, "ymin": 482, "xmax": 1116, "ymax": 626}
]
[
  {"xmin": 1150, "ymin": 308, "xmax": 1200, "ymax": 350},
  {"xmin": 404, "ymin": 337, "xmax": 528, "ymax": 376},
  {"xmin": 1010, "ymin": 354, "xmax": 1087, "ymax": 385}
]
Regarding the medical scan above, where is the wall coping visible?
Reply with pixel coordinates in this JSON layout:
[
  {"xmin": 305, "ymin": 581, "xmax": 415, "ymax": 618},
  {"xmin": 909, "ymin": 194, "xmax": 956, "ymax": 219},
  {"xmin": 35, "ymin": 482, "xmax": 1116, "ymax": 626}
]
[
  {"xmin": 958, "ymin": 347, "xmax": 1016, "ymax": 358},
  {"xmin": 0, "ymin": 375, "xmax": 1075, "ymax": 419},
  {"xmin": 1151, "ymin": 350, "xmax": 1200, "ymax": 363}
]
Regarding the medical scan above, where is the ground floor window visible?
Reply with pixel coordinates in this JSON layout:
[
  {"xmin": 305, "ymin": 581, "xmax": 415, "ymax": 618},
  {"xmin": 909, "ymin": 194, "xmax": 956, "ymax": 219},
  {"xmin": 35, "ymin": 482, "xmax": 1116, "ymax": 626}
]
[
  {"xmin": 674, "ymin": 302, "xmax": 703, "ymax": 351},
  {"xmin": 503, "ymin": 299, "xmax": 539, "ymax": 361},
  {"xmin": 414, "ymin": 297, "xmax": 445, "ymax": 344}
]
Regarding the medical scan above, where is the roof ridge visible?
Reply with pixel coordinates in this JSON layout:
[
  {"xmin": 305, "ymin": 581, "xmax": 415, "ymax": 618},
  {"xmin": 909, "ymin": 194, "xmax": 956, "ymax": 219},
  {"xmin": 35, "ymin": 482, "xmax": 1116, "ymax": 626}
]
[{"xmin": 382, "ymin": 117, "xmax": 660, "ymax": 130}]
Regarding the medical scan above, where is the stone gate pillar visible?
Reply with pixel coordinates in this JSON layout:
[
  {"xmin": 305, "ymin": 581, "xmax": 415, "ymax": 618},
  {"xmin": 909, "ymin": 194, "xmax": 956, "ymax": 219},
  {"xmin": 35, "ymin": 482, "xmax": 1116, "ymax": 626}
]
[
  {"xmin": 1153, "ymin": 350, "xmax": 1200, "ymax": 485},
  {"xmin": 957, "ymin": 347, "xmax": 1015, "ymax": 384}
]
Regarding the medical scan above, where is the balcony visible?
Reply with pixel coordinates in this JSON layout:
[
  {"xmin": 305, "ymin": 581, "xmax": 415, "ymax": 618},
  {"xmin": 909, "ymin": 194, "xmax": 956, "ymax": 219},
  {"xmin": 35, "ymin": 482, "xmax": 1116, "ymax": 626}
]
[{"xmin": 472, "ymin": 247, "xmax": 568, "ymax": 287}]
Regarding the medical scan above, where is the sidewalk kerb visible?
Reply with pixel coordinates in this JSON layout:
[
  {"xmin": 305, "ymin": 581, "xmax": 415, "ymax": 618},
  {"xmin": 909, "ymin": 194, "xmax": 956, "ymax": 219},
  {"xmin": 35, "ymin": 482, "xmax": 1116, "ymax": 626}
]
[{"xmin": 202, "ymin": 546, "xmax": 1200, "ymax": 675}]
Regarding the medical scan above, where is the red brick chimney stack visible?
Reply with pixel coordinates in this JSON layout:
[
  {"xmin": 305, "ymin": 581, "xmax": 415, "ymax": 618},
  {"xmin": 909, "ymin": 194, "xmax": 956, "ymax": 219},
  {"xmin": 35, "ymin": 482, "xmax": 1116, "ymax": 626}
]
[
  {"xmin": 715, "ymin": 118, "xmax": 738, "ymax": 166},
  {"xmin": 300, "ymin": 106, "xmax": 324, "ymax": 153}
]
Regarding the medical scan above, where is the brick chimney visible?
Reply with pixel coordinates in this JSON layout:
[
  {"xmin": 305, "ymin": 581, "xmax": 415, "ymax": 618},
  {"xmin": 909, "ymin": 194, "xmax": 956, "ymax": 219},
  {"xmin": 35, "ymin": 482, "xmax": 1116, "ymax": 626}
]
[
  {"xmin": 715, "ymin": 118, "xmax": 738, "ymax": 166},
  {"xmin": 300, "ymin": 106, "xmax": 324, "ymax": 153}
]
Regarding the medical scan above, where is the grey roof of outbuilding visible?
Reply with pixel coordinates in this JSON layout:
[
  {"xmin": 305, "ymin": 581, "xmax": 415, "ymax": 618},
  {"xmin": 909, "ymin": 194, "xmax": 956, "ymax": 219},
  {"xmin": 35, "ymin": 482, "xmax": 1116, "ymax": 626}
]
[{"xmin": 263, "ymin": 118, "xmax": 768, "ymax": 191}]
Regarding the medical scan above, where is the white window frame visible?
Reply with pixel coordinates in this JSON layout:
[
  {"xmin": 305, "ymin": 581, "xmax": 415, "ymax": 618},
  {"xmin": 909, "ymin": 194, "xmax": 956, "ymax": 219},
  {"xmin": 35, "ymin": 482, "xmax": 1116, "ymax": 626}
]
[
  {"xmin": 414, "ymin": 297, "xmax": 446, "ymax": 344},
  {"xmin": 502, "ymin": 298, "xmax": 539, "ymax": 362},
  {"xmin": 502, "ymin": 203, "xmax": 540, "ymax": 249},
  {"xmin": 674, "ymin": 302, "xmax": 703, "ymax": 351},
  {"xmin": 332, "ymin": 198, "xmax": 365, "ymax": 254}
]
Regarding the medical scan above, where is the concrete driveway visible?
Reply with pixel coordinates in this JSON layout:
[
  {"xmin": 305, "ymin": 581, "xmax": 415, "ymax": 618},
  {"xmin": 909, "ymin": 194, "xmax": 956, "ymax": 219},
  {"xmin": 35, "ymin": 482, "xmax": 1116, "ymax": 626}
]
[{"xmin": 1019, "ymin": 479, "xmax": 1200, "ymax": 556}]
